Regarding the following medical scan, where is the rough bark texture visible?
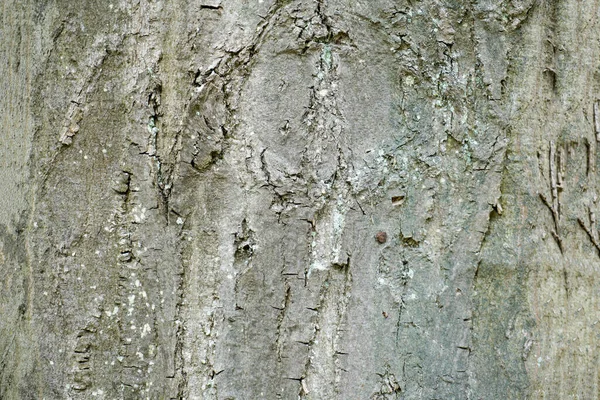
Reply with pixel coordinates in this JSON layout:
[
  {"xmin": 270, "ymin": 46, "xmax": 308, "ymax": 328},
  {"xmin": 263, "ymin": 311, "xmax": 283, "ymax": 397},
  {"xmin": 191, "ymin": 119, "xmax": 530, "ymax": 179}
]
[{"xmin": 2, "ymin": 0, "xmax": 600, "ymax": 398}]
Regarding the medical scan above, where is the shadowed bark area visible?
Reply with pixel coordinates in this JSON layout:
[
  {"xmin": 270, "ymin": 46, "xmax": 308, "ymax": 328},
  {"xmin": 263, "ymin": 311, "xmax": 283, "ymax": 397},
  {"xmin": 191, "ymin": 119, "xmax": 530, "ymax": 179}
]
[{"xmin": 2, "ymin": 0, "xmax": 600, "ymax": 399}]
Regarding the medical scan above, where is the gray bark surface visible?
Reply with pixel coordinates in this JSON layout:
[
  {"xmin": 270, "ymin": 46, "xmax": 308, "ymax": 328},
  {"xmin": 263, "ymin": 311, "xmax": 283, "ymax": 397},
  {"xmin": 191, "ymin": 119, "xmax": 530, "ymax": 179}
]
[{"xmin": 1, "ymin": 0, "xmax": 600, "ymax": 398}]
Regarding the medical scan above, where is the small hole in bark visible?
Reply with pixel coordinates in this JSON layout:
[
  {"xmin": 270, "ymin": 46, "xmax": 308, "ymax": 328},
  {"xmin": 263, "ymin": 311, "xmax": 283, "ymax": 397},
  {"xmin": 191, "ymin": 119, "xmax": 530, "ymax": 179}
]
[
  {"xmin": 375, "ymin": 231, "xmax": 387, "ymax": 243},
  {"xmin": 391, "ymin": 195, "xmax": 405, "ymax": 205}
]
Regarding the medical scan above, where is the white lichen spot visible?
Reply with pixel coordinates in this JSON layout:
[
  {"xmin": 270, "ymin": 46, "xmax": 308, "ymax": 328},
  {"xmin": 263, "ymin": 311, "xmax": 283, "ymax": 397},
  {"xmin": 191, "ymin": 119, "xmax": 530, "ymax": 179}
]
[
  {"xmin": 141, "ymin": 323, "xmax": 151, "ymax": 338},
  {"xmin": 131, "ymin": 204, "xmax": 147, "ymax": 223},
  {"xmin": 128, "ymin": 295, "xmax": 136, "ymax": 305},
  {"xmin": 135, "ymin": 280, "xmax": 141, "ymax": 287},
  {"xmin": 176, "ymin": 217, "xmax": 184, "ymax": 225}
]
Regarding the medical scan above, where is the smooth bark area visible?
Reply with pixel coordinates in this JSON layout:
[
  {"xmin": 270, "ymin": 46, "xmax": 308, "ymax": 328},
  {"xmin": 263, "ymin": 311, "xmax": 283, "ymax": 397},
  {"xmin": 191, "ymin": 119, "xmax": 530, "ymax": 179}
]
[{"xmin": 2, "ymin": 0, "xmax": 600, "ymax": 398}]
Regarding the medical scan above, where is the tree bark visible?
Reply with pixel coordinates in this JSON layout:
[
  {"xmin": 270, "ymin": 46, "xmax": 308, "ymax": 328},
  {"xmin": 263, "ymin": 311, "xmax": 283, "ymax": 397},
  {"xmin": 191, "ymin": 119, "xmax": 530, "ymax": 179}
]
[{"xmin": 2, "ymin": 0, "xmax": 600, "ymax": 398}]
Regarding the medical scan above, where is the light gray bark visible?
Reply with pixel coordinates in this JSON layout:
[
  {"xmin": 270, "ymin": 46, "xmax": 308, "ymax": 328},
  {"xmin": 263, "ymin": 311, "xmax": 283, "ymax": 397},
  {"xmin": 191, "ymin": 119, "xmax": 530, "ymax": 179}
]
[{"xmin": 2, "ymin": 0, "xmax": 600, "ymax": 398}]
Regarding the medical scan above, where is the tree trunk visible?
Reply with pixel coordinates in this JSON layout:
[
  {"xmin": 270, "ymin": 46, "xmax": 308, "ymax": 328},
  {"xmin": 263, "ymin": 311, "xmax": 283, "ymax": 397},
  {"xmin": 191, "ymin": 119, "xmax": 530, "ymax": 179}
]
[{"xmin": 2, "ymin": 0, "xmax": 600, "ymax": 398}]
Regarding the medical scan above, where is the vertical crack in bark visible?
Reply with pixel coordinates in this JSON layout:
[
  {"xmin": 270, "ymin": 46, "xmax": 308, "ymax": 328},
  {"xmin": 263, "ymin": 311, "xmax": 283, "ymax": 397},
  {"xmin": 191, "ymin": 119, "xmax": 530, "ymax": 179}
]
[
  {"xmin": 173, "ymin": 228, "xmax": 189, "ymax": 399},
  {"xmin": 593, "ymin": 100, "xmax": 600, "ymax": 142},
  {"xmin": 539, "ymin": 141, "xmax": 564, "ymax": 253},
  {"xmin": 301, "ymin": 257, "xmax": 352, "ymax": 398},
  {"xmin": 332, "ymin": 258, "xmax": 352, "ymax": 394},
  {"xmin": 144, "ymin": 76, "xmax": 174, "ymax": 225},
  {"xmin": 275, "ymin": 283, "xmax": 292, "ymax": 362},
  {"xmin": 111, "ymin": 170, "xmax": 141, "ymax": 392},
  {"xmin": 285, "ymin": 4, "xmax": 357, "ymax": 396},
  {"xmin": 108, "ymin": 167, "xmax": 165, "ymax": 396},
  {"xmin": 577, "ymin": 206, "xmax": 600, "ymax": 256},
  {"xmin": 301, "ymin": 3, "xmax": 353, "ymax": 282}
]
